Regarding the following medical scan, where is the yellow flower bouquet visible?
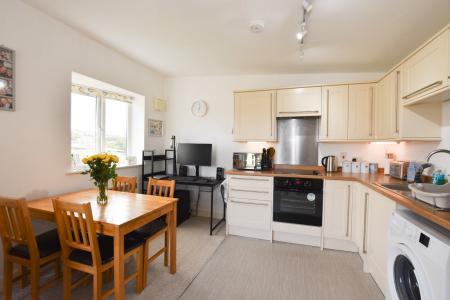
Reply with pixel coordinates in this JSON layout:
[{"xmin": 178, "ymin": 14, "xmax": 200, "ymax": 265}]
[{"xmin": 82, "ymin": 153, "xmax": 119, "ymax": 205}]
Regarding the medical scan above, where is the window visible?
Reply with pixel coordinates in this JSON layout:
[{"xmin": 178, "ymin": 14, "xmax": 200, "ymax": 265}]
[{"xmin": 71, "ymin": 85, "xmax": 132, "ymax": 164}]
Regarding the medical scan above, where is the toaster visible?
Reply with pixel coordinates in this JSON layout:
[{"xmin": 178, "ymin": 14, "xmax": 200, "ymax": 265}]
[{"xmin": 389, "ymin": 161, "xmax": 410, "ymax": 180}]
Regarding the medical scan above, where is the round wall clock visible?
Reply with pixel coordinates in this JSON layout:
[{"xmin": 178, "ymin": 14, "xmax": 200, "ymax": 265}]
[{"xmin": 191, "ymin": 100, "xmax": 208, "ymax": 118}]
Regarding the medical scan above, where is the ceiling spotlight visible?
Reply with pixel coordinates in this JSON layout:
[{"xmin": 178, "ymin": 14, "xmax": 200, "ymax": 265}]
[
  {"xmin": 303, "ymin": 0, "xmax": 313, "ymax": 13},
  {"xmin": 296, "ymin": 29, "xmax": 307, "ymax": 41},
  {"xmin": 249, "ymin": 20, "xmax": 265, "ymax": 33}
]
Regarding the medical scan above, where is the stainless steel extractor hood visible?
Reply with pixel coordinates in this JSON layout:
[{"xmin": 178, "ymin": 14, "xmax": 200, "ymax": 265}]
[{"xmin": 275, "ymin": 118, "xmax": 318, "ymax": 166}]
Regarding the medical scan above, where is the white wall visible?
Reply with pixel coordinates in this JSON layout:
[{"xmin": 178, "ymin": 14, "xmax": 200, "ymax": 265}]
[
  {"xmin": 165, "ymin": 74, "xmax": 450, "ymax": 217},
  {"xmin": 0, "ymin": 0, "xmax": 165, "ymax": 280},
  {"xmin": 0, "ymin": 0, "xmax": 165, "ymax": 200},
  {"xmin": 164, "ymin": 73, "xmax": 383, "ymax": 217}
]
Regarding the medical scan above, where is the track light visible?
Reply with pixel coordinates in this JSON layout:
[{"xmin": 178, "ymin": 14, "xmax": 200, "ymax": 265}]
[
  {"xmin": 303, "ymin": 0, "xmax": 313, "ymax": 13},
  {"xmin": 296, "ymin": 22, "xmax": 307, "ymax": 41},
  {"xmin": 296, "ymin": 30, "xmax": 307, "ymax": 41}
]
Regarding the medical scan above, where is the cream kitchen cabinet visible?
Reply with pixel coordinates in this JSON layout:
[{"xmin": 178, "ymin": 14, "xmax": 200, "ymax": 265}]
[
  {"xmin": 323, "ymin": 180, "xmax": 352, "ymax": 240},
  {"xmin": 323, "ymin": 180, "xmax": 357, "ymax": 252},
  {"xmin": 401, "ymin": 29, "xmax": 449, "ymax": 105},
  {"xmin": 276, "ymin": 87, "xmax": 322, "ymax": 117},
  {"xmin": 376, "ymin": 67, "xmax": 441, "ymax": 141},
  {"xmin": 226, "ymin": 175, "xmax": 273, "ymax": 241},
  {"xmin": 365, "ymin": 190, "xmax": 396, "ymax": 296},
  {"xmin": 233, "ymin": 90, "xmax": 277, "ymax": 141},
  {"xmin": 376, "ymin": 69, "xmax": 400, "ymax": 140},
  {"xmin": 351, "ymin": 183, "xmax": 369, "ymax": 262},
  {"xmin": 348, "ymin": 83, "xmax": 376, "ymax": 140},
  {"xmin": 320, "ymin": 85, "xmax": 349, "ymax": 140}
]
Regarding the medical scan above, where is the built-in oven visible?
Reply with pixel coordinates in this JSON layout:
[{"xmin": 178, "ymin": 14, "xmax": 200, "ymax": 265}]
[{"xmin": 273, "ymin": 177, "xmax": 323, "ymax": 226}]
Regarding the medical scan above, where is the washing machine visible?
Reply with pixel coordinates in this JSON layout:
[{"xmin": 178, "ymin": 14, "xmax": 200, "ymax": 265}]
[{"xmin": 388, "ymin": 208, "xmax": 450, "ymax": 300}]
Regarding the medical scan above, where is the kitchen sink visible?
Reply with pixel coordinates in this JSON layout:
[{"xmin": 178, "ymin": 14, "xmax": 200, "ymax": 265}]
[{"xmin": 378, "ymin": 183, "xmax": 411, "ymax": 191}]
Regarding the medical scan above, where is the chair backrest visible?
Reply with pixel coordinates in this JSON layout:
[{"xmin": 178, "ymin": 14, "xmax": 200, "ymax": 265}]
[
  {"xmin": 112, "ymin": 176, "xmax": 137, "ymax": 193},
  {"xmin": 147, "ymin": 178, "xmax": 175, "ymax": 198},
  {"xmin": 0, "ymin": 197, "xmax": 39, "ymax": 259},
  {"xmin": 52, "ymin": 199, "xmax": 101, "ymax": 266}
]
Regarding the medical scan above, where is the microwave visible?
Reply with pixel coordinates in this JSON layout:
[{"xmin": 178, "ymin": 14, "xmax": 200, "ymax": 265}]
[
  {"xmin": 390, "ymin": 161, "xmax": 410, "ymax": 179},
  {"xmin": 233, "ymin": 152, "xmax": 262, "ymax": 170}
]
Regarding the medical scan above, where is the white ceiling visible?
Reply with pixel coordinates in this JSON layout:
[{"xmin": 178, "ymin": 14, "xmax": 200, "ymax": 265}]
[{"xmin": 23, "ymin": 0, "xmax": 450, "ymax": 76}]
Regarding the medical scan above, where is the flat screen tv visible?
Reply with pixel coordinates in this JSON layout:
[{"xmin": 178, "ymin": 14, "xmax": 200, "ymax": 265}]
[{"xmin": 177, "ymin": 143, "xmax": 212, "ymax": 168}]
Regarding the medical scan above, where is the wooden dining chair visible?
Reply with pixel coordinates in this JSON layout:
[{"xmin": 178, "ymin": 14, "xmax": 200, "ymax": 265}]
[
  {"xmin": 131, "ymin": 178, "xmax": 175, "ymax": 287},
  {"xmin": 112, "ymin": 176, "xmax": 137, "ymax": 193},
  {"xmin": 52, "ymin": 199, "xmax": 144, "ymax": 300},
  {"xmin": 0, "ymin": 196, "xmax": 61, "ymax": 300}
]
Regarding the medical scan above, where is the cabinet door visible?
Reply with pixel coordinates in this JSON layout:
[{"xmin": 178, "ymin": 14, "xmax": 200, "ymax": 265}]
[
  {"xmin": 323, "ymin": 180, "xmax": 352, "ymax": 240},
  {"xmin": 366, "ymin": 191, "xmax": 396, "ymax": 295},
  {"xmin": 401, "ymin": 31, "xmax": 449, "ymax": 104},
  {"xmin": 351, "ymin": 183, "xmax": 370, "ymax": 259},
  {"xmin": 234, "ymin": 90, "xmax": 276, "ymax": 141},
  {"xmin": 276, "ymin": 87, "xmax": 321, "ymax": 117},
  {"xmin": 227, "ymin": 198, "xmax": 271, "ymax": 231},
  {"xmin": 320, "ymin": 85, "xmax": 349, "ymax": 140},
  {"xmin": 348, "ymin": 84, "xmax": 375, "ymax": 140},
  {"xmin": 376, "ymin": 70, "xmax": 400, "ymax": 140}
]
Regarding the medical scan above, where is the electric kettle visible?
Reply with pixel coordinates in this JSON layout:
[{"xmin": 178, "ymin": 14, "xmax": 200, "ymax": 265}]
[{"xmin": 321, "ymin": 155, "xmax": 338, "ymax": 172}]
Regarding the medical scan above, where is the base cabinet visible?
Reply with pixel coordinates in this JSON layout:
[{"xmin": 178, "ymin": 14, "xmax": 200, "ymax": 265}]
[
  {"xmin": 226, "ymin": 175, "xmax": 273, "ymax": 240},
  {"xmin": 366, "ymin": 190, "xmax": 396, "ymax": 296}
]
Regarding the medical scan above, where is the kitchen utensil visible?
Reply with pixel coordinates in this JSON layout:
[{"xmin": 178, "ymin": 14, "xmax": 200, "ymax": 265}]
[
  {"xmin": 409, "ymin": 183, "xmax": 450, "ymax": 209},
  {"xmin": 361, "ymin": 161, "xmax": 370, "ymax": 174},
  {"xmin": 351, "ymin": 162, "xmax": 361, "ymax": 173},
  {"xmin": 390, "ymin": 161, "xmax": 410, "ymax": 180},
  {"xmin": 369, "ymin": 163, "xmax": 378, "ymax": 174},
  {"xmin": 321, "ymin": 155, "xmax": 338, "ymax": 172},
  {"xmin": 342, "ymin": 161, "xmax": 352, "ymax": 173}
]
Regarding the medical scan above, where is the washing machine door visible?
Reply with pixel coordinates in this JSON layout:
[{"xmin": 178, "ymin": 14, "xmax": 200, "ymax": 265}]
[{"xmin": 388, "ymin": 244, "xmax": 431, "ymax": 300}]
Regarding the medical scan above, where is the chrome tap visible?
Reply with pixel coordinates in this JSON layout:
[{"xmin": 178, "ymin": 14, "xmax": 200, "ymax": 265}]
[{"xmin": 425, "ymin": 149, "xmax": 450, "ymax": 162}]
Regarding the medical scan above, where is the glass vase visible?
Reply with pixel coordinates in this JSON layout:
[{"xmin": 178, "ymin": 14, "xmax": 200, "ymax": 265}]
[{"xmin": 97, "ymin": 182, "xmax": 108, "ymax": 205}]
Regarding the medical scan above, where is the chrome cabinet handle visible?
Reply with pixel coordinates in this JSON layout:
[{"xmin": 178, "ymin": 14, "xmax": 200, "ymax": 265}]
[
  {"xmin": 326, "ymin": 90, "xmax": 330, "ymax": 137},
  {"xmin": 370, "ymin": 87, "xmax": 374, "ymax": 137},
  {"xmin": 363, "ymin": 192, "xmax": 369, "ymax": 254},
  {"xmin": 230, "ymin": 188, "xmax": 269, "ymax": 194},
  {"xmin": 230, "ymin": 177, "xmax": 270, "ymax": 182},
  {"xmin": 270, "ymin": 93, "xmax": 273, "ymax": 137},
  {"xmin": 395, "ymin": 71, "xmax": 400, "ymax": 134},
  {"xmin": 230, "ymin": 199, "xmax": 269, "ymax": 206},
  {"xmin": 403, "ymin": 80, "xmax": 443, "ymax": 99},
  {"xmin": 346, "ymin": 185, "xmax": 351, "ymax": 237},
  {"xmin": 278, "ymin": 110, "xmax": 319, "ymax": 114}
]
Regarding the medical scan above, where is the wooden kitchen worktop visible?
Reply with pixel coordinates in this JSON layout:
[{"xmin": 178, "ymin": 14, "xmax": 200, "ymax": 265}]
[{"xmin": 225, "ymin": 167, "xmax": 450, "ymax": 231}]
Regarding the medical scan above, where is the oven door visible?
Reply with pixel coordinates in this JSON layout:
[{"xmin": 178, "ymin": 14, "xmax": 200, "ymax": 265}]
[{"xmin": 273, "ymin": 188, "xmax": 322, "ymax": 226}]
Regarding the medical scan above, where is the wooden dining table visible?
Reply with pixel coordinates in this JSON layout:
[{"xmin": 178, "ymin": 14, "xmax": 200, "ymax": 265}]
[{"xmin": 27, "ymin": 189, "xmax": 177, "ymax": 300}]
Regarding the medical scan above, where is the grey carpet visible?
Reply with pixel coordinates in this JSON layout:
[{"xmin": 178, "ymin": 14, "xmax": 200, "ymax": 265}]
[{"xmin": 180, "ymin": 236, "xmax": 384, "ymax": 300}]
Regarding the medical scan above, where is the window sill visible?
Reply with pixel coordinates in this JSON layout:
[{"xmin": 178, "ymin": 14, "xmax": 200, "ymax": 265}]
[{"xmin": 67, "ymin": 163, "xmax": 142, "ymax": 175}]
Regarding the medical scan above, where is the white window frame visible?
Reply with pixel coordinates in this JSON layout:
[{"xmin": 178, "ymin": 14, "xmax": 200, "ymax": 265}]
[{"xmin": 71, "ymin": 85, "xmax": 132, "ymax": 160}]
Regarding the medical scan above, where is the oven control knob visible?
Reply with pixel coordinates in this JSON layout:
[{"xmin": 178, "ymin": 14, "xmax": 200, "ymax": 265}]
[
  {"xmin": 307, "ymin": 193, "xmax": 316, "ymax": 202},
  {"xmin": 304, "ymin": 180, "xmax": 312, "ymax": 187}
]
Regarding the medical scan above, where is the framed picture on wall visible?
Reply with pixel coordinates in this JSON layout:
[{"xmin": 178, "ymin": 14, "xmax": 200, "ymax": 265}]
[
  {"xmin": 0, "ymin": 46, "xmax": 15, "ymax": 112},
  {"xmin": 148, "ymin": 119, "xmax": 164, "ymax": 137}
]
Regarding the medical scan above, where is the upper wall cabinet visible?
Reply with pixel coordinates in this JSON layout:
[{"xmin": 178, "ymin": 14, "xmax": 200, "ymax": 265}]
[
  {"xmin": 234, "ymin": 90, "xmax": 277, "ymax": 141},
  {"xmin": 276, "ymin": 87, "xmax": 322, "ymax": 117},
  {"xmin": 401, "ymin": 28, "xmax": 450, "ymax": 105},
  {"xmin": 376, "ymin": 70, "xmax": 400, "ymax": 140},
  {"xmin": 348, "ymin": 83, "xmax": 375, "ymax": 140},
  {"xmin": 320, "ymin": 85, "xmax": 349, "ymax": 141}
]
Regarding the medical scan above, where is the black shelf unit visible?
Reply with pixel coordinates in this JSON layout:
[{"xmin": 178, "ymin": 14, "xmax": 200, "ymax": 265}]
[{"xmin": 141, "ymin": 149, "xmax": 176, "ymax": 193}]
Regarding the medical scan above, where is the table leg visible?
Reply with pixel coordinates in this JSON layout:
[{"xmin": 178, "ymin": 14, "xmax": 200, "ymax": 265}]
[
  {"xmin": 114, "ymin": 228, "xmax": 125, "ymax": 300},
  {"xmin": 169, "ymin": 202, "xmax": 177, "ymax": 274},
  {"xmin": 210, "ymin": 187, "xmax": 214, "ymax": 235}
]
